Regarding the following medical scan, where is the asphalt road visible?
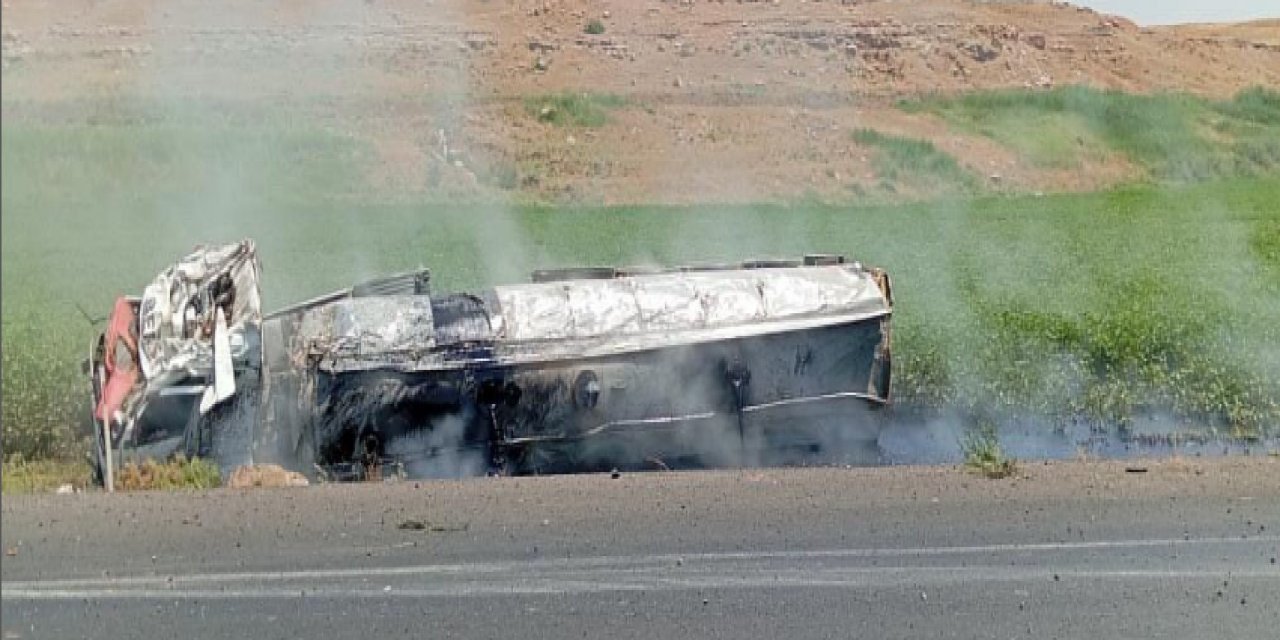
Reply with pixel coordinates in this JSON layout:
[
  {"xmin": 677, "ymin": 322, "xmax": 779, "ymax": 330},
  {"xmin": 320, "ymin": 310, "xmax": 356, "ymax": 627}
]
[{"xmin": 3, "ymin": 458, "xmax": 1278, "ymax": 639}]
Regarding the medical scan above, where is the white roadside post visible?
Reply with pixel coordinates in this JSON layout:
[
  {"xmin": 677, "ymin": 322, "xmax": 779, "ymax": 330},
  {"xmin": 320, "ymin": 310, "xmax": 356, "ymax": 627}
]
[{"xmin": 101, "ymin": 419, "xmax": 115, "ymax": 493}]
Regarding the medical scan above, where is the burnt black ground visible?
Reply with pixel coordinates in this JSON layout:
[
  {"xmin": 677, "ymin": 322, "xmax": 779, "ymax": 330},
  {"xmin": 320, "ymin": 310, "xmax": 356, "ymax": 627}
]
[{"xmin": 3, "ymin": 458, "xmax": 1278, "ymax": 639}]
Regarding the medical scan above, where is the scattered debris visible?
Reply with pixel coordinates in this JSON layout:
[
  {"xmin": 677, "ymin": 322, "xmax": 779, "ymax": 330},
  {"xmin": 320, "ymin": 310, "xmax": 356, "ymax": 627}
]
[
  {"xmin": 645, "ymin": 457, "xmax": 671, "ymax": 471},
  {"xmin": 399, "ymin": 519, "xmax": 469, "ymax": 533}
]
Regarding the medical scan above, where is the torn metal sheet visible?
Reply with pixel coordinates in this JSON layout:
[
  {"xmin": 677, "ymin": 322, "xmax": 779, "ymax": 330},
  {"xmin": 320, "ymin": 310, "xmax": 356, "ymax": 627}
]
[
  {"xmin": 138, "ymin": 240, "xmax": 261, "ymax": 384},
  {"xmin": 199, "ymin": 308, "xmax": 235, "ymax": 415},
  {"xmin": 495, "ymin": 265, "xmax": 886, "ymax": 342}
]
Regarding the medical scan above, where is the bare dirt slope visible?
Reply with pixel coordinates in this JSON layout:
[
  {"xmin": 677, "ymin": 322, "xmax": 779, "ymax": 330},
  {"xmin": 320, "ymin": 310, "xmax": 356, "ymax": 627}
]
[{"xmin": 3, "ymin": 0, "xmax": 1278, "ymax": 203}]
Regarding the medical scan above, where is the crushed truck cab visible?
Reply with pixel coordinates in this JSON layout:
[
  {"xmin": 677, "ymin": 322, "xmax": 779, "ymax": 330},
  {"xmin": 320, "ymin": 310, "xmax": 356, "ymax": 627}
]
[{"xmin": 87, "ymin": 240, "xmax": 263, "ymax": 483}]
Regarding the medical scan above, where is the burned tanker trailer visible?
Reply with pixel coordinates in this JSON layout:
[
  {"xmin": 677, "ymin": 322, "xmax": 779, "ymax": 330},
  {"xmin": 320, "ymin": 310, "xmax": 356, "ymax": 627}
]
[
  {"xmin": 258, "ymin": 256, "xmax": 894, "ymax": 478},
  {"xmin": 88, "ymin": 240, "xmax": 893, "ymax": 482}
]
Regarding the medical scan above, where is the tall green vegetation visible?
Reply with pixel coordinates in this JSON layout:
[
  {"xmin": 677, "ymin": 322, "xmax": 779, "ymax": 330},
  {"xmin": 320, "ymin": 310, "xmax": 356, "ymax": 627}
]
[
  {"xmin": 902, "ymin": 86, "xmax": 1280, "ymax": 180},
  {"xmin": 851, "ymin": 128, "xmax": 977, "ymax": 194},
  {"xmin": 524, "ymin": 92, "xmax": 628, "ymax": 127},
  {"xmin": 962, "ymin": 423, "xmax": 1018, "ymax": 479}
]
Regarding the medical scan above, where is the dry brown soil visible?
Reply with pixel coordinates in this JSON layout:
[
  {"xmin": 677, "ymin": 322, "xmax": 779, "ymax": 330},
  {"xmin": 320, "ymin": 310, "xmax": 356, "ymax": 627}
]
[
  {"xmin": 4, "ymin": 457, "xmax": 1278, "ymax": 572},
  {"xmin": 3, "ymin": 0, "xmax": 1278, "ymax": 203}
]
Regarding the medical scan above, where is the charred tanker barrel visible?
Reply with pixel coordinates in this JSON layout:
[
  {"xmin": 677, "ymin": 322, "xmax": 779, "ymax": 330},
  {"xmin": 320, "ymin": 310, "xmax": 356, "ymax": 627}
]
[
  {"xmin": 263, "ymin": 256, "xmax": 893, "ymax": 477},
  {"xmin": 90, "ymin": 244, "xmax": 893, "ymax": 482}
]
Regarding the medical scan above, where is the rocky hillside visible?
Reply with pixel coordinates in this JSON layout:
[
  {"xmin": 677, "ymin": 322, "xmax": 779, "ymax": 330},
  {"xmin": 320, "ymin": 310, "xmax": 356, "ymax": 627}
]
[{"xmin": 3, "ymin": 0, "xmax": 1278, "ymax": 203}]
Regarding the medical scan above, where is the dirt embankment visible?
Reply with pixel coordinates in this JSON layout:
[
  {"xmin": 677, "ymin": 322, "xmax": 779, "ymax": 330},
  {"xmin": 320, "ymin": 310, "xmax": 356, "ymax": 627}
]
[{"xmin": 3, "ymin": 0, "xmax": 1278, "ymax": 203}]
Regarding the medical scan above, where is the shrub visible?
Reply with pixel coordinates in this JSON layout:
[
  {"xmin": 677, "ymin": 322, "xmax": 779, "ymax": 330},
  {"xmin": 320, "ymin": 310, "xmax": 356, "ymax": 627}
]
[
  {"xmin": 525, "ymin": 92, "xmax": 627, "ymax": 127},
  {"xmin": 962, "ymin": 425, "xmax": 1017, "ymax": 479},
  {"xmin": 115, "ymin": 455, "xmax": 221, "ymax": 491}
]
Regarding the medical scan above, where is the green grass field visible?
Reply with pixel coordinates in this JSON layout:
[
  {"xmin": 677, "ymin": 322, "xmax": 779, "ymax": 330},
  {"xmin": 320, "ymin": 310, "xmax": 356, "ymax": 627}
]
[
  {"xmin": 4, "ymin": 88, "xmax": 1280, "ymax": 461},
  {"xmin": 850, "ymin": 128, "xmax": 978, "ymax": 194},
  {"xmin": 902, "ymin": 86, "xmax": 1280, "ymax": 179},
  {"xmin": 0, "ymin": 459, "xmax": 93, "ymax": 494}
]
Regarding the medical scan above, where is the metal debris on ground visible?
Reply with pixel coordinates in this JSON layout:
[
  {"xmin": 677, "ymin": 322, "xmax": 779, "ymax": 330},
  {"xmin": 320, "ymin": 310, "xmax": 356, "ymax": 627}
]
[{"xmin": 398, "ymin": 519, "xmax": 468, "ymax": 533}]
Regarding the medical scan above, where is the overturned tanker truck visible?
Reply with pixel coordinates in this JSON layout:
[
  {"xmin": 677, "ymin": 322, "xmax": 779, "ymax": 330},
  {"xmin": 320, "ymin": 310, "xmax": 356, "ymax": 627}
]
[{"xmin": 88, "ymin": 240, "xmax": 893, "ymax": 483}]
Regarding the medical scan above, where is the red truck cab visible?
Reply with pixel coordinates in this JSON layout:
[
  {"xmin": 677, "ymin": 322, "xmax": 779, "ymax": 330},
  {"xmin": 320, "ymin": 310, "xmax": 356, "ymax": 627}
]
[{"xmin": 91, "ymin": 297, "xmax": 141, "ymax": 438}]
